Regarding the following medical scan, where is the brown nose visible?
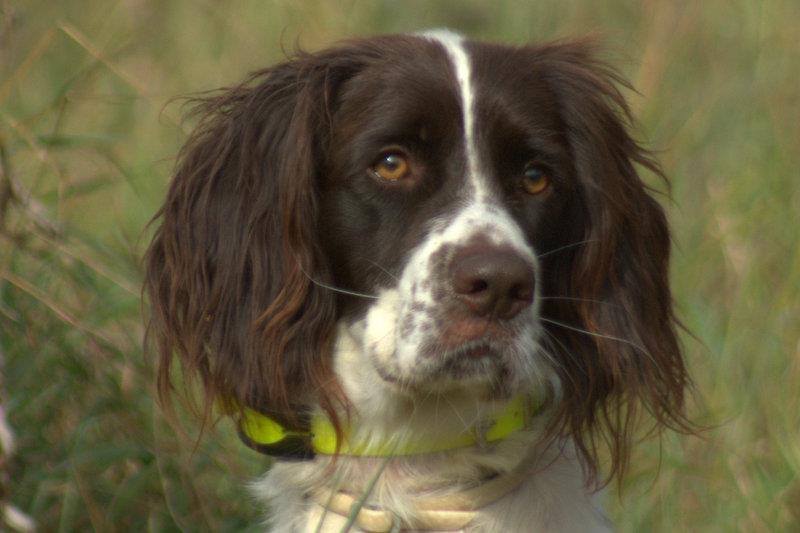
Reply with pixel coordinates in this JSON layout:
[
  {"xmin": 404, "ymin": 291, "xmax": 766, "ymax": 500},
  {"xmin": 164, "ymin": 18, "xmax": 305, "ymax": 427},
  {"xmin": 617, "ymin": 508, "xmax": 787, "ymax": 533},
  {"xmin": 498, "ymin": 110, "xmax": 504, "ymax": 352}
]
[{"xmin": 451, "ymin": 248, "xmax": 535, "ymax": 319}]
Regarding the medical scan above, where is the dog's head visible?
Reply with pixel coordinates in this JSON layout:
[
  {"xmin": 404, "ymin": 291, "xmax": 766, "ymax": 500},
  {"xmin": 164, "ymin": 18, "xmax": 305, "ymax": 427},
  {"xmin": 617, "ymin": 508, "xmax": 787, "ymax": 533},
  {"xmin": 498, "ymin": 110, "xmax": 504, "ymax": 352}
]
[{"xmin": 145, "ymin": 32, "xmax": 690, "ymax": 481}]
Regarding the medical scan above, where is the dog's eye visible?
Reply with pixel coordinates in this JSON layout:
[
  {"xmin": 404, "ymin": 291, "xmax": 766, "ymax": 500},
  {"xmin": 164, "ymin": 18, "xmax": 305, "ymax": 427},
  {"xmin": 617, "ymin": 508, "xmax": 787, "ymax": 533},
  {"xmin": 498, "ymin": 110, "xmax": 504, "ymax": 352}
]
[
  {"xmin": 371, "ymin": 152, "xmax": 410, "ymax": 181},
  {"xmin": 521, "ymin": 163, "xmax": 550, "ymax": 195}
]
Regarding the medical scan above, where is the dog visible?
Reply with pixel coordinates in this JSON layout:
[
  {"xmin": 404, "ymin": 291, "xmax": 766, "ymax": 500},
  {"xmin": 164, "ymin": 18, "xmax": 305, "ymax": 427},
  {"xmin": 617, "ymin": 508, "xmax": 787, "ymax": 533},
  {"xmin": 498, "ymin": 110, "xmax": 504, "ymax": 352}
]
[{"xmin": 145, "ymin": 30, "xmax": 691, "ymax": 532}]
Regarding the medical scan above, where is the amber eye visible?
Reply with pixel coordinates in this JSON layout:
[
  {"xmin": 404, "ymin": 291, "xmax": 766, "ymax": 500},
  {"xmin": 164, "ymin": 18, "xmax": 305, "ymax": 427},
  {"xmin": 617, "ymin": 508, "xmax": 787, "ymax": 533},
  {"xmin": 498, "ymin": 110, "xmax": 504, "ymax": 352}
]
[
  {"xmin": 521, "ymin": 163, "xmax": 550, "ymax": 195},
  {"xmin": 371, "ymin": 152, "xmax": 410, "ymax": 181}
]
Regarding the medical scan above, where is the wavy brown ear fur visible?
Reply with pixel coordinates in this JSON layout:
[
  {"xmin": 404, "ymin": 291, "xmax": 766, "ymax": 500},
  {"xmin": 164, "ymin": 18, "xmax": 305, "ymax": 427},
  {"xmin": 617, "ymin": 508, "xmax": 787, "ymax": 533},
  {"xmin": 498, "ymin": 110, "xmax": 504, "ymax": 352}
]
[
  {"xmin": 144, "ymin": 46, "xmax": 373, "ymax": 430},
  {"xmin": 536, "ymin": 41, "xmax": 693, "ymax": 485}
]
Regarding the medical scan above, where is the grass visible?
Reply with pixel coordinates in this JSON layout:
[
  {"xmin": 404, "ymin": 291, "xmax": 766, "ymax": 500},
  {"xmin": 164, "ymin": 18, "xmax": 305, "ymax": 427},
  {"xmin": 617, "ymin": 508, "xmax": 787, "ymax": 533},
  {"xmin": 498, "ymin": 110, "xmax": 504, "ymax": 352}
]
[{"xmin": 1, "ymin": 0, "xmax": 798, "ymax": 530}]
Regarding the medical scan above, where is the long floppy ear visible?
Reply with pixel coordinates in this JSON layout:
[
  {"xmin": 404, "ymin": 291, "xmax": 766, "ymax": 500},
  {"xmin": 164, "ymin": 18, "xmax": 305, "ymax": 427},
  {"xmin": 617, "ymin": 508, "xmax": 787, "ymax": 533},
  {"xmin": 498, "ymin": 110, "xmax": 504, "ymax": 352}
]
[
  {"xmin": 537, "ymin": 41, "xmax": 692, "ymax": 484},
  {"xmin": 144, "ymin": 49, "xmax": 366, "ymax": 430}
]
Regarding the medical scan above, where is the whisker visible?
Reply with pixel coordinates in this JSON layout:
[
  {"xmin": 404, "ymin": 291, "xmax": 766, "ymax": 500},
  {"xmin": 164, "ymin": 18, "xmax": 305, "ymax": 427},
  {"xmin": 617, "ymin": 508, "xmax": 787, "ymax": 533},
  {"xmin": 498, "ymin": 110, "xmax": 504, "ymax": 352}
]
[
  {"xmin": 538, "ymin": 295, "xmax": 624, "ymax": 310},
  {"xmin": 308, "ymin": 279, "xmax": 380, "ymax": 299},
  {"xmin": 540, "ymin": 295, "xmax": 608, "ymax": 304},
  {"xmin": 521, "ymin": 348, "xmax": 553, "ymax": 392},
  {"xmin": 442, "ymin": 394, "xmax": 473, "ymax": 434},
  {"xmin": 540, "ymin": 316, "xmax": 655, "ymax": 363},
  {"xmin": 361, "ymin": 257, "xmax": 399, "ymax": 282},
  {"xmin": 297, "ymin": 264, "xmax": 379, "ymax": 299},
  {"xmin": 537, "ymin": 239, "xmax": 596, "ymax": 259},
  {"xmin": 540, "ymin": 331, "xmax": 585, "ymax": 385},
  {"xmin": 534, "ymin": 338, "xmax": 561, "ymax": 372}
]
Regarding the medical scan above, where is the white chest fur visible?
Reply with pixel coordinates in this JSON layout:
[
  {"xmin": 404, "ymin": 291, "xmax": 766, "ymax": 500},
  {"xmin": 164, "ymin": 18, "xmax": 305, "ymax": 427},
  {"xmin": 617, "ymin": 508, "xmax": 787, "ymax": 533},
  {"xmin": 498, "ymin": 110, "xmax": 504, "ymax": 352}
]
[{"xmin": 253, "ymin": 437, "xmax": 612, "ymax": 533}]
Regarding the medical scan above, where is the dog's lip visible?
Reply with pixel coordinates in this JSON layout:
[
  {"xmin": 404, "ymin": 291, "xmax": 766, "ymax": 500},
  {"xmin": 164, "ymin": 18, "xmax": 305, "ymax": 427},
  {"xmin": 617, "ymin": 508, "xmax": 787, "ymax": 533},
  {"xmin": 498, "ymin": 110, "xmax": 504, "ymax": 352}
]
[
  {"xmin": 371, "ymin": 341, "xmax": 506, "ymax": 390},
  {"xmin": 437, "ymin": 344, "xmax": 502, "ymax": 378},
  {"xmin": 430, "ymin": 338, "xmax": 505, "ymax": 364},
  {"xmin": 438, "ymin": 318, "xmax": 514, "ymax": 348},
  {"xmin": 447, "ymin": 342, "xmax": 500, "ymax": 360}
]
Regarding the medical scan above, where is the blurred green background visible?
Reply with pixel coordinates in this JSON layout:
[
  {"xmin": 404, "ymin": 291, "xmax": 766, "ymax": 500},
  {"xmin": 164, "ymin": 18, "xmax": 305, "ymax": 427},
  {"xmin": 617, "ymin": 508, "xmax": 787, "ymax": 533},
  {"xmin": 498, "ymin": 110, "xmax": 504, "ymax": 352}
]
[{"xmin": 1, "ymin": 0, "xmax": 798, "ymax": 531}]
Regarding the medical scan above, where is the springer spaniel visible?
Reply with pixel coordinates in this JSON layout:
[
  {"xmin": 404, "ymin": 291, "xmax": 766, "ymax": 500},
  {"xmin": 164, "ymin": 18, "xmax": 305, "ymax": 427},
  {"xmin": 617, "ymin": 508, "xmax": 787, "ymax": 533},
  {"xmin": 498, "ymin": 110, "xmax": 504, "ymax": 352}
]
[{"xmin": 145, "ymin": 30, "xmax": 691, "ymax": 532}]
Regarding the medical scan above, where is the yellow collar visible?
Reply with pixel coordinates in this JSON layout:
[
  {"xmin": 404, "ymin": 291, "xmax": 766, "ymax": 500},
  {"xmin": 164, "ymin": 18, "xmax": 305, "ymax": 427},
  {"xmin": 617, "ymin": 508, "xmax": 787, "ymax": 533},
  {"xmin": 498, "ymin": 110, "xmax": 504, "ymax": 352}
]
[{"xmin": 239, "ymin": 395, "xmax": 541, "ymax": 458}]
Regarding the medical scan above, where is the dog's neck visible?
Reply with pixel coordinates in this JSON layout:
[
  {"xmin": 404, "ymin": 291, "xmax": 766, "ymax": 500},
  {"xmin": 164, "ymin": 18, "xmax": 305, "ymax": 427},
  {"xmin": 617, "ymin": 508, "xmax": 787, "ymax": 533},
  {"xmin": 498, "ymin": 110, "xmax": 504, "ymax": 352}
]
[
  {"xmin": 252, "ymin": 328, "xmax": 612, "ymax": 532},
  {"xmin": 256, "ymin": 427, "xmax": 540, "ymax": 531},
  {"xmin": 254, "ymin": 430, "xmax": 612, "ymax": 532},
  {"xmin": 302, "ymin": 436, "xmax": 540, "ymax": 532},
  {"xmin": 314, "ymin": 424, "xmax": 544, "ymax": 495}
]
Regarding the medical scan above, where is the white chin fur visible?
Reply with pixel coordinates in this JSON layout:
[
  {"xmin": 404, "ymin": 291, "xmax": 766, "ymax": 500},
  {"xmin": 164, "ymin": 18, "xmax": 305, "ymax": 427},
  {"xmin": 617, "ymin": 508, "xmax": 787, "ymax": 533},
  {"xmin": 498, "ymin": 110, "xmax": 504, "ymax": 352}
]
[{"xmin": 363, "ymin": 288, "xmax": 401, "ymax": 367}]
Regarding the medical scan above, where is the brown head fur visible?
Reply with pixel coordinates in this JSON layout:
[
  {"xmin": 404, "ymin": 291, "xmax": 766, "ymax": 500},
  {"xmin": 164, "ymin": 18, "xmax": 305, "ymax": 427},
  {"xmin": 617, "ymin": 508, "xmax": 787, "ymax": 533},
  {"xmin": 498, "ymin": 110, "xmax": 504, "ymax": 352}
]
[{"xmin": 144, "ymin": 35, "xmax": 692, "ymax": 485}]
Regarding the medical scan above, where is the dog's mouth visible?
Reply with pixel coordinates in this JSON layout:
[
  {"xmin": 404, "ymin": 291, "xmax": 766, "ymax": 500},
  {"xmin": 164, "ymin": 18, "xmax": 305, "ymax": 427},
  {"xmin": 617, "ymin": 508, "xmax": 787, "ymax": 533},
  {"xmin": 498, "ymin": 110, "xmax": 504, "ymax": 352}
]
[
  {"xmin": 435, "ymin": 342, "xmax": 504, "ymax": 374},
  {"xmin": 358, "ymin": 286, "xmax": 541, "ymax": 400},
  {"xmin": 446, "ymin": 342, "xmax": 500, "ymax": 360},
  {"xmin": 372, "ymin": 340, "xmax": 515, "ymax": 398}
]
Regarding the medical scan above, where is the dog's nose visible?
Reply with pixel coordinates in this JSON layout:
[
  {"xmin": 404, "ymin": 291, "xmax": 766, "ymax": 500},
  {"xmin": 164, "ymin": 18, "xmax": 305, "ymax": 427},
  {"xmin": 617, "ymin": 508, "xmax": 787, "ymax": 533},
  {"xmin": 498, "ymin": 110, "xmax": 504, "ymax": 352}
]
[{"xmin": 451, "ymin": 248, "xmax": 534, "ymax": 319}]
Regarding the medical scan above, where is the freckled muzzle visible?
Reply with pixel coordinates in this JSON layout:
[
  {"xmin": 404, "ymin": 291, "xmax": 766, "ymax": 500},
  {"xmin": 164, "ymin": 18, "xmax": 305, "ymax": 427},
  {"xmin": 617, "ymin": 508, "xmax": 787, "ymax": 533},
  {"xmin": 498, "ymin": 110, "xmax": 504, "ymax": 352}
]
[
  {"xmin": 364, "ymin": 205, "xmax": 543, "ymax": 391},
  {"xmin": 421, "ymin": 239, "xmax": 536, "ymax": 356}
]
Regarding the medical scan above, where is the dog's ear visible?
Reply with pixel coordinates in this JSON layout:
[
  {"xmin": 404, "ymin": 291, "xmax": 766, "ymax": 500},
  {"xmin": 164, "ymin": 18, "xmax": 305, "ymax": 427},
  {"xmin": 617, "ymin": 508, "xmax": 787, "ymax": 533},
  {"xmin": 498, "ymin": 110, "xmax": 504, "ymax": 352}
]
[
  {"xmin": 536, "ymin": 41, "xmax": 692, "ymax": 484},
  {"xmin": 144, "ymin": 48, "xmax": 368, "ymax": 429}
]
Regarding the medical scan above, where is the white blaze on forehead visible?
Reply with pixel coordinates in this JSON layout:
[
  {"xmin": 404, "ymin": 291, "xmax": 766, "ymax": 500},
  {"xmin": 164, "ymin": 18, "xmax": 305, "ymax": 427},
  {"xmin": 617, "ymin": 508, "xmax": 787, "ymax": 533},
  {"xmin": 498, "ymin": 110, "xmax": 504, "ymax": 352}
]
[{"xmin": 420, "ymin": 29, "xmax": 488, "ymax": 202}]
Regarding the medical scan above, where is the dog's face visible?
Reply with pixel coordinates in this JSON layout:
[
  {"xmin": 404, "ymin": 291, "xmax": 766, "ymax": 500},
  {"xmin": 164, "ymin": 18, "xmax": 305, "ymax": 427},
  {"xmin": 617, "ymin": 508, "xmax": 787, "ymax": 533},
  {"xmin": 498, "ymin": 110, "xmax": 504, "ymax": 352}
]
[
  {"xmin": 320, "ymin": 33, "xmax": 578, "ymax": 399},
  {"xmin": 145, "ymin": 32, "xmax": 690, "ymax": 480}
]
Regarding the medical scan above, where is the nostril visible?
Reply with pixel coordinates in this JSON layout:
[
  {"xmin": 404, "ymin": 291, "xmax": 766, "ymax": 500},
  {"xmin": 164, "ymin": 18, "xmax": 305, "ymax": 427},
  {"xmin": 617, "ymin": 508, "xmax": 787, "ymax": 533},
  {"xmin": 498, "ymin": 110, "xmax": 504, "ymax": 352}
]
[
  {"xmin": 469, "ymin": 279, "xmax": 489, "ymax": 294},
  {"xmin": 510, "ymin": 282, "xmax": 533, "ymax": 303}
]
